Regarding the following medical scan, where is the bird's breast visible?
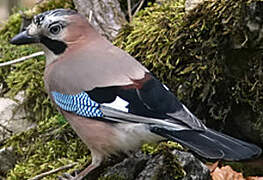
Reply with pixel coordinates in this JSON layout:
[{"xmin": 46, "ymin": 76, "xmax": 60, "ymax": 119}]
[{"xmin": 61, "ymin": 110, "xmax": 162, "ymax": 156}]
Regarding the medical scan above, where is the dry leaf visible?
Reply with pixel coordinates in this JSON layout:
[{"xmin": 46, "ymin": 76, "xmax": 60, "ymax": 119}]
[
  {"xmin": 211, "ymin": 165, "xmax": 244, "ymax": 180},
  {"xmin": 206, "ymin": 161, "xmax": 219, "ymax": 172},
  {"xmin": 210, "ymin": 165, "xmax": 263, "ymax": 180}
]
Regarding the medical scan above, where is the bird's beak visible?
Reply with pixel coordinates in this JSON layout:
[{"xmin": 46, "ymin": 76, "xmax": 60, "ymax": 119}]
[{"xmin": 10, "ymin": 30, "xmax": 39, "ymax": 45}]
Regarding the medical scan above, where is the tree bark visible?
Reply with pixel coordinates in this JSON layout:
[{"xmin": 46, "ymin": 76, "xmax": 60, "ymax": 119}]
[
  {"xmin": 8, "ymin": 0, "xmax": 19, "ymax": 15},
  {"xmin": 73, "ymin": 0, "xmax": 126, "ymax": 41},
  {"xmin": 185, "ymin": 0, "xmax": 204, "ymax": 13}
]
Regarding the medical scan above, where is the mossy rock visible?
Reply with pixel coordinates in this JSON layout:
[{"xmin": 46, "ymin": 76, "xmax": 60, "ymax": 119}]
[
  {"xmin": 99, "ymin": 142, "xmax": 187, "ymax": 180},
  {"xmin": 114, "ymin": 0, "xmax": 263, "ymax": 147}
]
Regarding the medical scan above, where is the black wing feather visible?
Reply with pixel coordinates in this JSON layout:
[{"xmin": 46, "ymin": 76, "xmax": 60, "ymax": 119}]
[
  {"xmin": 83, "ymin": 73, "xmax": 261, "ymax": 161},
  {"xmin": 86, "ymin": 73, "xmax": 204, "ymax": 129}
]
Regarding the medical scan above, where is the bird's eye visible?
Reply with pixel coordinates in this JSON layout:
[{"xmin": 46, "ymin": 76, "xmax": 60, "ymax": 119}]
[{"xmin": 50, "ymin": 24, "xmax": 62, "ymax": 35}]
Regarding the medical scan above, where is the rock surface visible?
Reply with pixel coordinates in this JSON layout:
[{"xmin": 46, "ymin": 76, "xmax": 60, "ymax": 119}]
[
  {"xmin": 0, "ymin": 92, "xmax": 36, "ymax": 142},
  {"xmin": 0, "ymin": 147, "xmax": 16, "ymax": 176},
  {"xmin": 98, "ymin": 149, "xmax": 210, "ymax": 180},
  {"xmin": 173, "ymin": 150, "xmax": 210, "ymax": 180}
]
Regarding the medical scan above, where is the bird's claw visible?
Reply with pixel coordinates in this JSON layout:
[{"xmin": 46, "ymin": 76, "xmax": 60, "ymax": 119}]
[
  {"xmin": 58, "ymin": 173, "xmax": 74, "ymax": 180},
  {"xmin": 58, "ymin": 171, "xmax": 80, "ymax": 180}
]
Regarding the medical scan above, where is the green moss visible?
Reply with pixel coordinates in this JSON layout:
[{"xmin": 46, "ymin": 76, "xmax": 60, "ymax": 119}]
[
  {"xmin": 0, "ymin": 0, "xmax": 75, "ymax": 121},
  {"xmin": 141, "ymin": 143, "xmax": 159, "ymax": 155},
  {"xmin": 155, "ymin": 142, "xmax": 185, "ymax": 180},
  {"xmin": 141, "ymin": 142, "xmax": 185, "ymax": 179},
  {"xmin": 0, "ymin": 1, "xmax": 83, "ymax": 179},
  {"xmin": 114, "ymin": 0, "xmax": 263, "ymax": 141},
  {"xmin": 142, "ymin": 141, "xmax": 184, "ymax": 155},
  {"xmin": 1, "ymin": 0, "xmax": 263, "ymax": 178},
  {"xmin": 115, "ymin": 0, "xmax": 263, "ymax": 175},
  {"xmin": 5, "ymin": 115, "xmax": 90, "ymax": 180},
  {"xmin": 114, "ymin": 0, "xmax": 185, "ymax": 82},
  {"xmin": 0, "ymin": 13, "xmax": 25, "ymax": 95}
]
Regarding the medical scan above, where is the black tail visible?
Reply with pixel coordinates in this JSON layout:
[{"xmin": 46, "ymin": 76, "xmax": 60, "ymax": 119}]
[{"xmin": 150, "ymin": 126, "xmax": 262, "ymax": 161}]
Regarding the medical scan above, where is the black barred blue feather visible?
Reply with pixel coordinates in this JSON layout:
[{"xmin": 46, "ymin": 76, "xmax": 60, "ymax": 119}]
[{"xmin": 52, "ymin": 91, "xmax": 103, "ymax": 117}]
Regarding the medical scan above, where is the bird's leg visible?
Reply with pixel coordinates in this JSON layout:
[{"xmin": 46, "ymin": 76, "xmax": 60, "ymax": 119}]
[
  {"xmin": 59, "ymin": 150, "xmax": 104, "ymax": 180},
  {"xmin": 241, "ymin": 32, "xmax": 248, "ymax": 47},
  {"xmin": 75, "ymin": 163, "xmax": 100, "ymax": 180},
  {"xmin": 59, "ymin": 163, "xmax": 99, "ymax": 180}
]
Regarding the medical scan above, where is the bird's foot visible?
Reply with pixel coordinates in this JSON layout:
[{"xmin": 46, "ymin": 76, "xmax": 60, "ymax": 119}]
[{"xmin": 58, "ymin": 171, "xmax": 83, "ymax": 180}]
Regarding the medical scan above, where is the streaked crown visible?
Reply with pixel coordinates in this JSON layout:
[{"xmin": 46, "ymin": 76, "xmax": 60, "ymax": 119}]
[{"xmin": 33, "ymin": 9, "xmax": 77, "ymax": 28}]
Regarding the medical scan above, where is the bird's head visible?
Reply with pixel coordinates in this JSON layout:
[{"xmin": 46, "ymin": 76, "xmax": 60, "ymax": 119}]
[{"xmin": 10, "ymin": 9, "xmax": 94, "ymax": 64}]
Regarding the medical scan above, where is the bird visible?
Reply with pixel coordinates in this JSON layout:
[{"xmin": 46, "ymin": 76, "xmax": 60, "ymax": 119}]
[{"xmin": 10, "ymin": 9, "xmax": 261, "ymax": 180}]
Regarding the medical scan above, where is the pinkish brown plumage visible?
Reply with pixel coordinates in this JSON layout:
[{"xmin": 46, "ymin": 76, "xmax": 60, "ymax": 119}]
[{"xmin": 10, "ymin": 9, "xmax": 261, "ymax": 180}]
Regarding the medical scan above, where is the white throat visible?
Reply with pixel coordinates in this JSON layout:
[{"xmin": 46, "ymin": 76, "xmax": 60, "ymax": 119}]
[{"xmin": 41, "ymin": 45, "xmax": 59, "ymax": 66}]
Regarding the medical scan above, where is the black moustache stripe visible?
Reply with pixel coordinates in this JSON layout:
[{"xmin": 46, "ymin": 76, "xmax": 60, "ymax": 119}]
[{"xmin": 40, "ymin": 36, "xmax": 67, "ymax": 55}]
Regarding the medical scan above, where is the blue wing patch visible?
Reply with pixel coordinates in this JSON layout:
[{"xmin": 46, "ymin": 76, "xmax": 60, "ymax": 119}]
[{"xmin": 51, "ymin": 91, "xmax": 103, "ymax": 118}]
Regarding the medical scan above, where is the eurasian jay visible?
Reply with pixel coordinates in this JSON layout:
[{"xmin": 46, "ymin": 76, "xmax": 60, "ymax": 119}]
[{"xmin": 10, "ymin": 9, "xmax": 261, "ymax": 180}]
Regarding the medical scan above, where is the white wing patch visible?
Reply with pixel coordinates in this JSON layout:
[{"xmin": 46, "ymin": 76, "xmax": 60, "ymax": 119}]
[
  {"xmin": 102, "ymin": 96, "xmax": 129, "ymax": 112},
  {"xmin": 162, "ymin": 84, "xmax": 169, "ymax": 91}
]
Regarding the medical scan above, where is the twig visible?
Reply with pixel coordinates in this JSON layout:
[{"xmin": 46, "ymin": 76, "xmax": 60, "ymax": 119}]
[
  {"xmin": 0, "ymin": 51, "xmax": 44, "ymax": 67},
  {"xmin": 28, "ymin": 162, "xmax": 78, "ymax": 180},
  {"xmin": 36, "ymin": 0, "xmax": 44, "ymax": 4},
  {"xmin": 88, "ymin": 10, "xmax": 93, "ymax": 23},
  {"xmin": 133, "ymin": 0, "xmax": 145, "ymax": 17},
  {"xmin": 0, "ymin": 124, "xmax": 13, "ymax": 134},
  {"xmin": 127, "ymin": 0, "xmax": 132, "ymax": 22}
]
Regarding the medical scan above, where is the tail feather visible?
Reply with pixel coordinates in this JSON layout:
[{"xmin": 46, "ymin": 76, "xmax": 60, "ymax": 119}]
[{"xmin": 150, "ymin": 126, "xmax": 262, "ymax": 161}]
